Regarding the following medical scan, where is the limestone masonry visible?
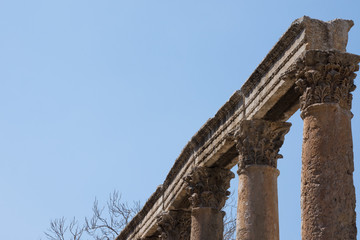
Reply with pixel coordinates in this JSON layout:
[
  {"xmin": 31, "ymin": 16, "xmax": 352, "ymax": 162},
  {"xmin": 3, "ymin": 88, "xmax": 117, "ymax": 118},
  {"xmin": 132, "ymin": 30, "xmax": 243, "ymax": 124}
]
[{"xmin": 116, "ymin": 17, "xmax": 360, "ymax": 240}]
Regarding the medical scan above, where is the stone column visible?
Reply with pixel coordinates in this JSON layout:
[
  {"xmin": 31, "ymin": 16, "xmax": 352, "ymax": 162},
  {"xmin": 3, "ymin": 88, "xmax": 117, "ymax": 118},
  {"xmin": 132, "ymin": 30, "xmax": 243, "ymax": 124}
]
[
  {"xmin": 295, "ymin": 50, "xmax": 360, "ymax": 239},
  {"xmin": 156, "ymin": 210, "xmax": 191, "ymax": 240},
  {"xmin": 184, "ymin": 166, "xmax": 235, "ymax": 240},
  {"xmin": 234, "ymin": 119, "xmax": 291, "ymax": 240}
]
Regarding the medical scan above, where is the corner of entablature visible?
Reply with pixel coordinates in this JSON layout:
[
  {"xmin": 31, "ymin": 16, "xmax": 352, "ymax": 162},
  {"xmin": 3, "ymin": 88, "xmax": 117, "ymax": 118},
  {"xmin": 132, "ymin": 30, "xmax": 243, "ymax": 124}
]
[{"xmin": 296, "ymin": 16, "xmax": 354, "ymax": 52}]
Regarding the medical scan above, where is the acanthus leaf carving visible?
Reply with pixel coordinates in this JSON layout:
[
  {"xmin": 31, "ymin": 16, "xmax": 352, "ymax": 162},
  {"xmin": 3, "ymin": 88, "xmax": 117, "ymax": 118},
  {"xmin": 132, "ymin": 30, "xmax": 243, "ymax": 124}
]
[
  {"xmin": 295, "ymin": 50, "xmax": 360, "ymax": 112},
  {"xmin": 183, "ymin": 167, "xmax": 234, "ymax": 210},
  {"xmin": 234, "ymin": 120, "xmax": 291, "ymax": 171}
]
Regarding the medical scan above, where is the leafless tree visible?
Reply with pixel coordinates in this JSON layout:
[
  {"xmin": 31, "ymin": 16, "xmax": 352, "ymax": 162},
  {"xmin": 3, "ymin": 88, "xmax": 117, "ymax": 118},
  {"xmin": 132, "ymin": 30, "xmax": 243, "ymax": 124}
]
[
  {"xmin": 84, "ymin": 191, "xmax": 141, "ymax": 240},
  {"xmin": 45, "ymin": 217, "xmax": 83, "ymax": 240},
  {"xmin": 44, "ymin": 191, "xmax": 140, "ymax": 240},
  {"xmin": 44, "ymin": 190, "xmax": 236, "ymax": 240}
]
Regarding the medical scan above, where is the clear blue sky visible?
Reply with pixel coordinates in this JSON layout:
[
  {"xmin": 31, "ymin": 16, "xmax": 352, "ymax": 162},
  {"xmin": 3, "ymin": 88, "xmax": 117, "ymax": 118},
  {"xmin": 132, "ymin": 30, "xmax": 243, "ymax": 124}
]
[{"xmin": 1, "ymin": 1, "xmax": 360, "ymax": 239}]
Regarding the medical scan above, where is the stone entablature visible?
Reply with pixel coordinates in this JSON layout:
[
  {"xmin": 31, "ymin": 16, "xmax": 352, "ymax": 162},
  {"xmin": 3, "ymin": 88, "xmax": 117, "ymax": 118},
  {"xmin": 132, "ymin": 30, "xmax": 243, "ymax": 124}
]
[{"xmin": 116, "ymin": 16, "xmax": 359, "ymax": 240}]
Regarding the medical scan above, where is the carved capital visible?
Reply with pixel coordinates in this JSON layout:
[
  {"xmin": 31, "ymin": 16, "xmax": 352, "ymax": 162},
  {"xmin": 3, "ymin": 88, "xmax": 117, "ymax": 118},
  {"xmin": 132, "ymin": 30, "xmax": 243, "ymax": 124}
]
[
  {"xmin": 295, "ymin": 50, "xmax": 360, "ymax": 112},
  {"xmin": 156, "ymin": 210, "xmax": 191, "ymax": 240},
  {"xmin": 234, "ymin": 120, "xmax": 291, "ymax": 171},
  {"xmin": 184, "ymin": 167, "xmax": 234, "ymax": 210}
]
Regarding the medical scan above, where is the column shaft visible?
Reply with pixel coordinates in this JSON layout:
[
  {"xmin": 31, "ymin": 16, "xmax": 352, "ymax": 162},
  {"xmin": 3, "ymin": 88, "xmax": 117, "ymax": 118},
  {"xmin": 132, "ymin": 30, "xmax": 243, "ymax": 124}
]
[
  {"xmin": 295, "ymin": 50, "xmax": 360, "ymax": 239},
  {"xmin": 184, "ymin": 166, "xmax": 234, "ymax": 240},
  {"xmin": 301, "ymin": 104, "xmax": 356, "ymax": 239},
  {"xmin": 234, "ymin": 119, "xmax": 291, "ymax": 240},
  {"xmin": 237, "ymin": 165, "xmax": 279, "ymax": 239},
  {"xmin": 190, "ymin": 207, "xmax": 224, "ymax": 240}
]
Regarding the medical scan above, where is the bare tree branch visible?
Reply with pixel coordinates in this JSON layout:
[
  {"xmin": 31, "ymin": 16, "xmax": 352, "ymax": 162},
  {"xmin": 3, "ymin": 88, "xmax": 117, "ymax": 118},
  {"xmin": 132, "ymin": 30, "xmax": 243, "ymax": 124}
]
[
  {"xmin": 45, "ymin": 189, "xmax": 236, "ymax": 239},
  {"xmin": 69, "ymin": 218, "xmax": 84, "ymax": 240},
  {"xmin": 223, "ymin": 191, "xmax": 237, "ymax": 240},
  {"xmin": 84, "ymin": 191, "xmax": 140, "ymax": 240},
  {"xmin": 45, "ymin": 217, "xmax": 83, "ymax": 240}
]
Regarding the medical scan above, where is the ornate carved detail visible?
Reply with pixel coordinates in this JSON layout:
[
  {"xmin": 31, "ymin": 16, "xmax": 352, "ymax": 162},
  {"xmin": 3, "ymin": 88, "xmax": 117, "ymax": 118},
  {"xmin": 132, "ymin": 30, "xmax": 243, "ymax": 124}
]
[
  {"xmin": 295, "ymin": 50, "xmax": 360, "ymax": 111},
  {"xmin": 183, "ymin": 167, "xmax": 234, "ymax": 210},
  {"xmin": 234, "ymin": 120, "xmax": 291, "ymax": 171},
  {"xmin": 157, "ymin": 212, "xmax": 175, "ymax": 240},
  {"xmin": 156, "ymin": 210, "xmax": 191, "ymax": 240}
]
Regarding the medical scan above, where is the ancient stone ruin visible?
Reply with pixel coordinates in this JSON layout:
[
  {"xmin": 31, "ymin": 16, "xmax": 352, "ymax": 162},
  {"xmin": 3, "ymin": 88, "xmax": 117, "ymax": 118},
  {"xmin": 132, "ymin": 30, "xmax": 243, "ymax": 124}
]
[{"xmin": 116, "ymin": 16, "xmax": 360, "ymax": 240}]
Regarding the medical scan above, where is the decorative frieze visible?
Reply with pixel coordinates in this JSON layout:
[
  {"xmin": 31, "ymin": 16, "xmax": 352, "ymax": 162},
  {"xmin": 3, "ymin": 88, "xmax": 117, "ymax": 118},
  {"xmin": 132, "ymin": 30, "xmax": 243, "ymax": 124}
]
[
  {"xmin": 234, "ymin": 120, "xmax": 291, "ymax": 171},
  {"xmin": 295, "ymin": 50, "xmax": 360, "ymax": 112},
  {"xmin": 183, "ymin": 167, "xmax": 234, "ymax": 210},
  {"xmin": 156, "ymin": 210, "xmax": 191, "ymax": 240}
]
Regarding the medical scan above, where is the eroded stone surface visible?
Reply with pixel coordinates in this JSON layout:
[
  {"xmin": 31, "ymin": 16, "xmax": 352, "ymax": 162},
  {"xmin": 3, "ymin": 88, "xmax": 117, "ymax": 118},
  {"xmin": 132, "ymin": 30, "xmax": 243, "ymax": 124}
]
[
  {"xmin": 237, "ymin": 165, "xmax": 280, "ymax": 240},
  {"xmin": 184, "ymin": 167, "xmax": 234, "ymax": 240},
  {"xmin": 233, "ymin": 120, "xmax": 291, "ymax": 170},
  {"xmin": 190, "ymin": 208, "xmax": 224, "ymax": 240},
  {"xmin": 301, "ymin": 104, "xmax": 356, "ymax": 240},
  {"xmin": 295, "ymin": 50, "xmax": 360, "ymax": 112},
  {"xmin": 234, "ymin": 119, "xmax": 290, "ymax": 240},
  {"xmin": 157, "ymin": 210, "xmax": 191, "ymax": 240},
  {"xmin": 300, "ymin": 16, "xmax": 353, "ymax": 51},
  {"xmin": 296, "ymin": 50, "xmax": 360, "ymax": 240},
  {"xmin": 184, "ymin": 167, "xmax": 234, "ymax": 211}
]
